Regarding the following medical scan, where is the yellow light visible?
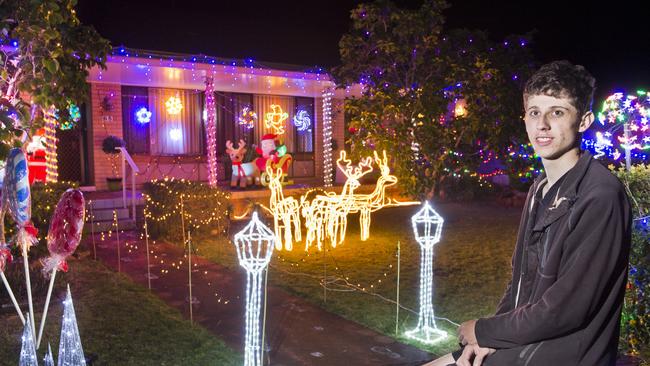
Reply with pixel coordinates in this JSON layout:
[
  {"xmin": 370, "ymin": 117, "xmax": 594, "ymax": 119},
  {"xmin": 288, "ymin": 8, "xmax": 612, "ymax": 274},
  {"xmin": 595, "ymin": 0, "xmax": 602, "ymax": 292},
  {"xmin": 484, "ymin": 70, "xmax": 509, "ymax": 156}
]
[
  {"xmin": 264, "ymin": 104, "xmax": 288, "ymax": 135},
  {"xmin": 165, "ymin": 96, "xmax": 183, "ymax": 115},
  {"xmin": 454, "ymin": 98, "xmax": 467, "ymax": 118},
  {"xmin": 44, "ymin": 109, "xmax": 58, "ymax": 183},
  {"xmin": 266, "ymin": 167, "xmax": 301, "ymax": 250},
  {"xmin": 301, "ymin": 150, "xmax": 418, "ymax": 250}
]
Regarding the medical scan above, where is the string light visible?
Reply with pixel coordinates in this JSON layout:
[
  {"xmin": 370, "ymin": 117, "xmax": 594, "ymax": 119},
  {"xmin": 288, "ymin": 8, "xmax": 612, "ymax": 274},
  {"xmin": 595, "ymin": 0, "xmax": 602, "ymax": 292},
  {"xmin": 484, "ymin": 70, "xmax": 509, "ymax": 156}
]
[
  {"xmin": 204, "ymin": 77, "xmax": 218, "ymax": 187},
  {"xmin": 322, "ymin": 89, "xmax": 334, "ymax": 187},
  {"xmin": 165, "ymin": 95, "xmax": 183, "ymax": 115},
  {"xmin": 266, "ymin": 167, "xmax": 301, "ymax": 250},
  {"xmin": 583, "ymin": 90, "xmax": 650, "ymax": 167},
  {"xmin": 264, "ymin": 104, "xmax": 288, "ymax": 135},
  {"xmin": 404, "ymin": 202, "xmax": 447, "ymax": 344},
  {"xmin": 143, "ymin": 178, "xmax": 230, "ymax": 230},
  {"xmin": 44, "ymin": 109, "xmax": 58, "ymax": 183},
  {"xmin": 233, "ymin": 212, "xmax": 276, "ymax": 366},
  {"xmin": 301, "ymin": 150, "xmax": 418, "ymax": 250}
]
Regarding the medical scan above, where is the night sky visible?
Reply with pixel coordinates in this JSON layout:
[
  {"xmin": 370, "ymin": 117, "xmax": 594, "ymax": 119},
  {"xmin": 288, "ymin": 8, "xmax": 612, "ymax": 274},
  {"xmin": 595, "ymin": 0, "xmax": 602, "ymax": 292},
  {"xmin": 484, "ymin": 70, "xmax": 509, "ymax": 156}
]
[{"xmin": 77, "ymin": 0, "xmax": 649, "ymax": 102}]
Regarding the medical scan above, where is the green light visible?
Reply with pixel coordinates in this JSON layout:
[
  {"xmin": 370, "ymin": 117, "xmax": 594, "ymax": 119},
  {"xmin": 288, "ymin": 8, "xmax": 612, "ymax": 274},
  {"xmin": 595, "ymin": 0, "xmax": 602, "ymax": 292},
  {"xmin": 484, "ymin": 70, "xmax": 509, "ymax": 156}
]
[{"xmin": 637, "ymin": 90, "xmax": 646, "ymax": 95}]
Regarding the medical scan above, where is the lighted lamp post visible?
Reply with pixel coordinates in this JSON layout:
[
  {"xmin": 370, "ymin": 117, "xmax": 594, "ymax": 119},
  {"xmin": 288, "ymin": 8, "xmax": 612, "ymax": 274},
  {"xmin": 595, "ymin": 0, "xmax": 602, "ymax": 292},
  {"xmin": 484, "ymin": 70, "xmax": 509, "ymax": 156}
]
[
  {"xmin": 405, "ymin": 202, "xmax": 447, "ymax": 344},
  {"xmin": 233, "ymin": 212, "xmax": 276, "ymax": 366}
]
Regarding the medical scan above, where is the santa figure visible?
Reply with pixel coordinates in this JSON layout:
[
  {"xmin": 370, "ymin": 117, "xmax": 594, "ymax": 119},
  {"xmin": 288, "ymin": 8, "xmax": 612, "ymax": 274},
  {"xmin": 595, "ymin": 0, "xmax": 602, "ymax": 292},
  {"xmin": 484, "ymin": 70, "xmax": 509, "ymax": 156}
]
[{"xmin": 255, "ymin": 133, "xmax": 280, "ymax": 172}]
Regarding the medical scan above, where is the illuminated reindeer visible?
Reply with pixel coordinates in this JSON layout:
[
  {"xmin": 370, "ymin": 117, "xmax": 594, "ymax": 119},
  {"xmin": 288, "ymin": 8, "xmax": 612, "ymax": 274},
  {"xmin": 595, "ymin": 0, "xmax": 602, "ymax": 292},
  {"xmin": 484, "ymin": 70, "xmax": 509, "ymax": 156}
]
[
  {"xmin": 301, "ymin": 151, "xmax": 373, "ymax": 250},
  {"xmin": 347, "ymin": 151, "xmax": 399, "ymax": 241},
  {"xmin": 266, "ymin": 166, "xmax": 302, "ymax": 250}
]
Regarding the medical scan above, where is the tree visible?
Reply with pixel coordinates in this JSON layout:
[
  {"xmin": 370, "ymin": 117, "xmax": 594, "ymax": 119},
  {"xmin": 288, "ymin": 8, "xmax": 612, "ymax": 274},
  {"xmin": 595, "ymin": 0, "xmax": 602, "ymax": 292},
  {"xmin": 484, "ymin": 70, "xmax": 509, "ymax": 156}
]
[
  {"xmin": 333, "ymin": 0, "xmax": 536, "ymax": 199},
  {"xmin": 0, "ymin": 0, "xmax": 110, "ymax": 159}
]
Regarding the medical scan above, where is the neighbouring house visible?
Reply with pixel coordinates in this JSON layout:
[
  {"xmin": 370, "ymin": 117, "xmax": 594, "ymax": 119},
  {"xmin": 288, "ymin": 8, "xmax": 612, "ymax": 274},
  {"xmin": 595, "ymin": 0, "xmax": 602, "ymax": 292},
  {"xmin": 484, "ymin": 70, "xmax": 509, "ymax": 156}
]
[{"xmin": 53, "ymin": 47, "xmax": 357, "ymax": 191}]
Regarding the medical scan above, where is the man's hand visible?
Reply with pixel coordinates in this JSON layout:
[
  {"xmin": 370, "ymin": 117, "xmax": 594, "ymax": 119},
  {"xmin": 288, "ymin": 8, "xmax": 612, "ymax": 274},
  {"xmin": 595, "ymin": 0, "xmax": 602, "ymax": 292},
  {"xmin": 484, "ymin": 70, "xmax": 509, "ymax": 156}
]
[
  {"xmin": 458, "ymin": 319, "xmax": 478, "ymax": 345},
  {"xmin": 456, "ymin": 344, "xmax": 496, "ymax": 366}
]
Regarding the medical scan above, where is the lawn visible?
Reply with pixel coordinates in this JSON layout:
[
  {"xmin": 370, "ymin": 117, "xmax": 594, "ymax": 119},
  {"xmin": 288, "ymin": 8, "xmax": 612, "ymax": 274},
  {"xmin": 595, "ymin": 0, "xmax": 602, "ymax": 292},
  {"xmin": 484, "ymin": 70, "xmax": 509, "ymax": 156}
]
[
  {"xmin": 0, "ymin": 254, "xmax": 241, "ymax": 366},
  {"xmin": 195, "ymin": 201, "xmax": 522, "ymax": 356}
]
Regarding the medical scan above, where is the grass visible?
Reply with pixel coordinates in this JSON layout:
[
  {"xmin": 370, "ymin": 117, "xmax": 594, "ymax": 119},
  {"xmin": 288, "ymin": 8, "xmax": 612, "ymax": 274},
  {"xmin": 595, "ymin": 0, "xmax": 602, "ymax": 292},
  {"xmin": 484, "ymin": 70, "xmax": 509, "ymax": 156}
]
[
  {"xmin": 0, "ymin": 254, "xmax": 241, "ymax": 366},
  {"xmin": 193, "ymin": 201, "xmax": 522, "ymax": 356}
]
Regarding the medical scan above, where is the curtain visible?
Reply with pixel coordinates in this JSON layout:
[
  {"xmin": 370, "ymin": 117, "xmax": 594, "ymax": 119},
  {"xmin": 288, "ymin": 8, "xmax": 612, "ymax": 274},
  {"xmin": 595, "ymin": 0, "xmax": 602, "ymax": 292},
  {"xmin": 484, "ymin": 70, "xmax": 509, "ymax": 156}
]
[
  {"xmin": 253, "ymin": 95, "xmax": 295, "ymax": 153},
  {"xmin": 216, "ymin": 92, "xmax": 255, "ymax": 155},
  {"xmin": 149, "ymin": 88, "xmax": 203, "ymax": 155}
]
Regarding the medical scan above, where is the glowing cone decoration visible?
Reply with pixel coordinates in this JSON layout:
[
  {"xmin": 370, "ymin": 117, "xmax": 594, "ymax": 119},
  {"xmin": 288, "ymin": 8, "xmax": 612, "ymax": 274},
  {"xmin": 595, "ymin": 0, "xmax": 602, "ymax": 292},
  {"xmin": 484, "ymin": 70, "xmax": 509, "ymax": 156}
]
[
  {"xmin": 57, "ymin": 285, "xmax": 86, "ymax": 366},
  {"xmin": 404, "ymin": 202, "xmax": 447, "ymax": 344},
  {"xmin": 43, "ymin": 344, "xmax": 55, "ymax": 366},
  {"xmin": 19, "ymin": 314, "xmax": 38, "ymax": 366},
  {"xmin": 233, "ymin": 212, "xmax": 276, "ymax": 366}
]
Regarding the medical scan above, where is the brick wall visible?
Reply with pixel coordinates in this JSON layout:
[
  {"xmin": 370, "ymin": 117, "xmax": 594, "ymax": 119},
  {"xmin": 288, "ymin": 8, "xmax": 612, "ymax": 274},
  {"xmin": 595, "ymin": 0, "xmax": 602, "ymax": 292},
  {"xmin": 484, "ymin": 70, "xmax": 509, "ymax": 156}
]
[{"xmin": 89, "ymin": 83, "xmax": 124, "ymax": 190}]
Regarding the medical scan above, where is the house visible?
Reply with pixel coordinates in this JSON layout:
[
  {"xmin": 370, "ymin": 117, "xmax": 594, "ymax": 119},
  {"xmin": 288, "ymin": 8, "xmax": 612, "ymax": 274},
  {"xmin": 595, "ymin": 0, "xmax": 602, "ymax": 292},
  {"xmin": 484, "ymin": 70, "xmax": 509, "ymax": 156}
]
[{"xmin": 54, "ymin": 47, "xmax": 356, "ymax": 191}]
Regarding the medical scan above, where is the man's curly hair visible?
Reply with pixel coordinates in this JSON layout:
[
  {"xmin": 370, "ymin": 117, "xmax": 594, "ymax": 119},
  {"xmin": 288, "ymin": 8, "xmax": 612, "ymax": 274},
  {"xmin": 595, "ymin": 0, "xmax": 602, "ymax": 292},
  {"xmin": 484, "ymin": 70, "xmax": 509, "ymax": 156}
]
[{"xmin": 524, "ymin": 60, "xmax": 596, "ymax": 117}]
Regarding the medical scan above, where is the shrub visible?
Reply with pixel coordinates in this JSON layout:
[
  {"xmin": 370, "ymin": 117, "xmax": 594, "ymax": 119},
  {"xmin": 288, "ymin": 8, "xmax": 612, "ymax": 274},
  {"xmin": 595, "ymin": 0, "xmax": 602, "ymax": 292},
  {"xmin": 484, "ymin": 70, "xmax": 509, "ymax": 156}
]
[
  {"xmin": 143, "ymin": 179, "xmax": 231, "ymax": 243},
  {"xmin": 613, "ymin": 164, "xmax": 650, "ymax": 355},
  {"xmin": 101, "ymin": 135, "xmax": 125, "ymax": 155}
]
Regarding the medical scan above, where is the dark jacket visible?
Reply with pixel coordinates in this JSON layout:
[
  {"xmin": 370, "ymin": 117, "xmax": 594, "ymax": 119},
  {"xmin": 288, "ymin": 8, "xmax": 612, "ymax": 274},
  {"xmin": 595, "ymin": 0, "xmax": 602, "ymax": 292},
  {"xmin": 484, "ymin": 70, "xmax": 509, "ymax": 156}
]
[{"xmin": 475, "ymin": 152, "xmax": 632, "ymax": 366}]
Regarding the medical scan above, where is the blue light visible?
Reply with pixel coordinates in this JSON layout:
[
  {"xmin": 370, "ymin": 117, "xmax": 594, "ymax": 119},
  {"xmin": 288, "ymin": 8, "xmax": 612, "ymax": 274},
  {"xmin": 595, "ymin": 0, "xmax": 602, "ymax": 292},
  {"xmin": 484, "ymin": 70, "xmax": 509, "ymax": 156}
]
[{"xmin": 135, "ymin": 107, "xmax": 152, "ymax": 124}]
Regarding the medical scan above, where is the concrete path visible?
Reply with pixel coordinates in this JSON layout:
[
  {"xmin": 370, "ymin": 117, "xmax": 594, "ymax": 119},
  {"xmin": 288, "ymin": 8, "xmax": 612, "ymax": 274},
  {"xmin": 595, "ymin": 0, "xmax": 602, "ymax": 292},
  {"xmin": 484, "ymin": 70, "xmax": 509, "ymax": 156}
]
[{"xmin": 88, "ymin": 232, "xmax": 434, "ymax": 366}]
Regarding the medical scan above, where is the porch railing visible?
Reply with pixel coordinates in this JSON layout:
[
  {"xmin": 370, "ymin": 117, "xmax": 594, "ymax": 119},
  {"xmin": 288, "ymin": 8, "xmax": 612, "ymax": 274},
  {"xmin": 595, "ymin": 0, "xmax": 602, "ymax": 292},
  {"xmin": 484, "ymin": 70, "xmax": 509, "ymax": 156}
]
[{"xmin": 116, "ymin": 147, "xmax": 140, "ymax": 220}]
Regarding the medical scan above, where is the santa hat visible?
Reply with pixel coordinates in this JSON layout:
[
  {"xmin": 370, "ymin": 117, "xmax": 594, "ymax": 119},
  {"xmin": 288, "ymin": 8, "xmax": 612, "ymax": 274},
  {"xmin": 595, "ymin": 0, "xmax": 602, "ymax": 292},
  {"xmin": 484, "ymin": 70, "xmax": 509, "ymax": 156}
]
[{"xmin": 261, "ymin": 133, "xmax": 277, "ymax": 141}]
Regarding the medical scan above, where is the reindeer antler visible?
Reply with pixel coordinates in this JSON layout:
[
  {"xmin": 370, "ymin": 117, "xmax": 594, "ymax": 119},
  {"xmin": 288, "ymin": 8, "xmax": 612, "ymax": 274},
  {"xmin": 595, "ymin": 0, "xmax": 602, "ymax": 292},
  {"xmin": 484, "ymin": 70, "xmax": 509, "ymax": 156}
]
[
  {"xmin": 374, "ymin": 150, "xmax": 390, "ymax": 174},
  {"xmin": 238, "ymin": 139, "xmax": 246, "ymax": 149},
  {"xmin": 337, "ymin": 151, "xmax": 374, "ymax": 181},
  {"xmin": 225, "ymin": 140, "xmax": 234, "ymax": 151}
]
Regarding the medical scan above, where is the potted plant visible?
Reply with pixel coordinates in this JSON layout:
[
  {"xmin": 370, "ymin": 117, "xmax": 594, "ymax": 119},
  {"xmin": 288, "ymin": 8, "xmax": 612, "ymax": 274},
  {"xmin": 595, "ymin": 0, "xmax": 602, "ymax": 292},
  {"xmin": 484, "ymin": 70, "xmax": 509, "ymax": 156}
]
[{"xmin": 102, "ymin": 135, "xmax": 125, "ymax": 191}]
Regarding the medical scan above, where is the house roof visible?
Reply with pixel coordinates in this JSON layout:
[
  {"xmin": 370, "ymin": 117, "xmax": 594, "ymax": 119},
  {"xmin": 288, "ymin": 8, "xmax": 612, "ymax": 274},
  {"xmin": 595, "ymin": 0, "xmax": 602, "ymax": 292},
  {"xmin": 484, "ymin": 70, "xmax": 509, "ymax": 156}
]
[{"xmin": 87, "ymin": 47, "xmax": 339, "ymax": 98}]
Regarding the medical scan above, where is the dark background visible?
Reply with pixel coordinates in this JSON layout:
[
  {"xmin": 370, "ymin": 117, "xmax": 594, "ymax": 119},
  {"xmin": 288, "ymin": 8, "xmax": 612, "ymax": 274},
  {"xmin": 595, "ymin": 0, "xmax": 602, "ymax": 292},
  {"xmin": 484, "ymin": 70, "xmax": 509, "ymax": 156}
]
[{"xmin": 77, "ymin": 0, "xmax": 649, "ymax": 102}]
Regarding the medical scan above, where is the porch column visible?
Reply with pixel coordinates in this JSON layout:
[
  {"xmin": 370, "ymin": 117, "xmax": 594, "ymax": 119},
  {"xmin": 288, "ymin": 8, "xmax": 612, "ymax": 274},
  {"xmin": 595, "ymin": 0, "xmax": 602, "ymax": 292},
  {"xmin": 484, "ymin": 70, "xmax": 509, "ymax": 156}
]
[{"xmin": 205, "ymin": 76, "xmax": 218, "ymax": 187}]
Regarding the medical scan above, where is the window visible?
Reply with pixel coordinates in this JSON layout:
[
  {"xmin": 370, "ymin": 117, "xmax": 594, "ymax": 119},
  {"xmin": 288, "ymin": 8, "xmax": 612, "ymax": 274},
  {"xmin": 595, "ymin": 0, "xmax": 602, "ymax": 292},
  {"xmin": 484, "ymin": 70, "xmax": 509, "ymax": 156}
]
[
  {"xmin": 121, "ymin": 86, "xmax": 150, "ymax": 154},
  {"xmin": 215, "ymin": 92, "xmax": 255, "ymax": 155},
  {"xmin": 148, "ymin": 88, "xmax": 203, "ymax": 156},
  {"xmin": 294, "ymin": 97, "xmax": 314, "ymax": 153}
]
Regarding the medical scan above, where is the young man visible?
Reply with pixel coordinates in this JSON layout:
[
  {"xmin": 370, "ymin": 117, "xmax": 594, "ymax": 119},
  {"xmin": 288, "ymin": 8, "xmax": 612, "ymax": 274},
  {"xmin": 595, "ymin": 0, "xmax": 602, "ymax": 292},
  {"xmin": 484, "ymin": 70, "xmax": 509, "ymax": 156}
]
[{"xmin": 427, "ymin": 61, "xmax": 632, "ymax": 366}]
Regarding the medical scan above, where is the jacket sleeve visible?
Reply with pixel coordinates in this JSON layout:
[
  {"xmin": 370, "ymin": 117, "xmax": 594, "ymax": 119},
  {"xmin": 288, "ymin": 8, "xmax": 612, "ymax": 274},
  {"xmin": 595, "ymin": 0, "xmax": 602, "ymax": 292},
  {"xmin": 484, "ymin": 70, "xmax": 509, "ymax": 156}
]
[
  {"xmin": 494, "ymin": 279, "xmax": 513, "ymax": 315},
  {"xmin": 475, "ymin": 187, "xmax": 630, "ymax": 348}
]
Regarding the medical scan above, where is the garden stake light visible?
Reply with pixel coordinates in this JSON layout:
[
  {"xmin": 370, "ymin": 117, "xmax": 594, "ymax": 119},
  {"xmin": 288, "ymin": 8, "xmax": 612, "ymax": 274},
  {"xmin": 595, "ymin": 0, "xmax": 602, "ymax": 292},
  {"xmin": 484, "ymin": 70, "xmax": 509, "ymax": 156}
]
[
  {"xmin": 405, "ymin": 202, "xmax": 447, "ymax": 344},
  {"xmin": 233, "ymin": 212, "xmax": 276, "ymax": 366}
]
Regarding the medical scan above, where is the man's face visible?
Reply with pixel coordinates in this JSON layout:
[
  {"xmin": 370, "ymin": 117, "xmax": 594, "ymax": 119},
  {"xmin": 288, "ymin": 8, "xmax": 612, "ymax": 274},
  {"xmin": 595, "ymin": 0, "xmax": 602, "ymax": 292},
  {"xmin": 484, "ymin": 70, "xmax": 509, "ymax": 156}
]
[{"xmin": 524, "ymin": 94, "xmax": 592, "ymax": 161}]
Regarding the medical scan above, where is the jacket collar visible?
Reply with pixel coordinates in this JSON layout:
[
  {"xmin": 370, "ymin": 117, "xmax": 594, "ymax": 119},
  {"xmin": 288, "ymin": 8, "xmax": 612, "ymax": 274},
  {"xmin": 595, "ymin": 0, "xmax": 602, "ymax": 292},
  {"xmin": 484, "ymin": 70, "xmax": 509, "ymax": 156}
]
[{"xmin": 531, "ymin": 151, "xmax": 593, "ymax": 232}]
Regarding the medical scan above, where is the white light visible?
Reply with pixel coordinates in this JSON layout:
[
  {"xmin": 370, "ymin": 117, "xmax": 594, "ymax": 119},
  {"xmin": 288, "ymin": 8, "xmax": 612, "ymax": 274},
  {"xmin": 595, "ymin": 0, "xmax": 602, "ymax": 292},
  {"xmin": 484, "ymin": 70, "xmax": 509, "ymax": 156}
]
[
  {"xmin": 233, "ymin": 212, "xmax": 276, "ymax": 366},
  {"xmin": 19, "ymin": 314, "xmax": 37, "ymax": 366},
  {"xmin": 136, "ymin": 107, "xmax": 152, "ymax": 124},
  {"xmin": 322, "ymin": 89, "xmax": 334, "ymax": 187},
  {"xmin": 404, "ymin": 202, "xmax": 447, "ymax": 344},
  {"xmin": 169, "ymin": 128, "xmax": 182, "ymax": 141},
  {"xmin": 58, "ymin": 285, "xmax": 86, "ymax": 365},
  {"xmin": 293, "ymin": 109, "xmax": 311, "ymax": 132}
]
